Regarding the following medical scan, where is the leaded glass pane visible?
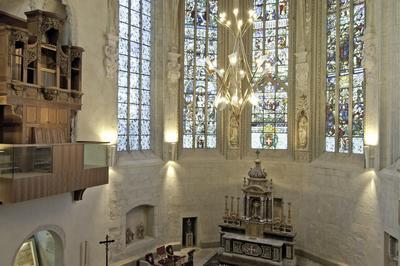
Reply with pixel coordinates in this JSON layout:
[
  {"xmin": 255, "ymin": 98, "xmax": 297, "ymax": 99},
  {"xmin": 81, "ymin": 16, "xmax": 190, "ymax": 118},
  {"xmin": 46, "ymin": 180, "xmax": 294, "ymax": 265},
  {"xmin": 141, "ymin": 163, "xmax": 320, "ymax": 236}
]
[
  {"xmin": 183, "ymin": 0, "xmax": 218, "ymax": 149},
  {"xmin": 117, "ymin": 0, "xmax": 152, "ymax": 151},
  {"xmin": 251, "ymin": 0, "xmax": 290, "ymax": 150},
  {"xmin": 325, "ymin": 0, "xmax": 365, "ymax": 154}
]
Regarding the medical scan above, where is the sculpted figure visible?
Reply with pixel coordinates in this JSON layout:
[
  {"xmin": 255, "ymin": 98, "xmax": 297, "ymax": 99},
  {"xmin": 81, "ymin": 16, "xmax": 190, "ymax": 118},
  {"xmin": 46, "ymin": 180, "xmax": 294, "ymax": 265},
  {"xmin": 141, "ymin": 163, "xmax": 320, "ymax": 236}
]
[{"xmin": 297, "ymin": 111, "xmax": 308, "ymax": 149}]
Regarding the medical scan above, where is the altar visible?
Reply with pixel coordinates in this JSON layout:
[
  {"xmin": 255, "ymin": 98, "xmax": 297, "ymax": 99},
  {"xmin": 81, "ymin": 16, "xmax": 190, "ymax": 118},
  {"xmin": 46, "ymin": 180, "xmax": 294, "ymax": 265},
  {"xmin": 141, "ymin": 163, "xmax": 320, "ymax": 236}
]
[{"xmin": 217, "ymin": 151, "xmax": 296, "ymax": 266}]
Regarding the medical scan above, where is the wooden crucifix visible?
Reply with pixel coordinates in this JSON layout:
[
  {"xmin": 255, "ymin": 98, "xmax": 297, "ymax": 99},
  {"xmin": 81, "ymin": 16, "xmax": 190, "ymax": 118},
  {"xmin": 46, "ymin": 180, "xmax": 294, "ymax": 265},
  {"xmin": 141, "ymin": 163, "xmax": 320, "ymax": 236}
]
[{"xmin": 99, "ymin": 234, "xmax": 115, "ymax": 266}]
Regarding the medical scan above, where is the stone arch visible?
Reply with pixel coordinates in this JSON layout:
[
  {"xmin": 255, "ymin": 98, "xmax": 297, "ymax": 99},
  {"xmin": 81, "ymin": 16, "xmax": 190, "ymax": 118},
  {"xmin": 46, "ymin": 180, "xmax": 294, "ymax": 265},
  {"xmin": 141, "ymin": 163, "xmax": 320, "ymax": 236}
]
[{"xmin": 12, "ymin": 224, "xmax": 66, "ymax": 266}]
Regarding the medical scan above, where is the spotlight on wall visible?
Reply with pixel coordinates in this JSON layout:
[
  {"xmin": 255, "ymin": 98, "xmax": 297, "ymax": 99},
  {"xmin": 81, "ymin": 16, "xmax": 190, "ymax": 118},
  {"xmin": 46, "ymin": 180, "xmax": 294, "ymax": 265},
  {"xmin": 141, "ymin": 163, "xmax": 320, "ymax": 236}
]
[{"xmin": 364, "ymin": 145, "xmax": 377, "ymax": 169}]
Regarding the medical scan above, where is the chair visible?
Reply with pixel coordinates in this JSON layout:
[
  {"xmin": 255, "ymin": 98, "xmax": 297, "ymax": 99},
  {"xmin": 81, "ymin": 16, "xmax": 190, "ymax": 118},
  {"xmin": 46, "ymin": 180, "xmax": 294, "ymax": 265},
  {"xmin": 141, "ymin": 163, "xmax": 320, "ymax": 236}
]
[
  {"xmin": 156, "ymin": 245, "xmax": 166, "ymax": 259},
  {"xmin": 165, "ymin": 245, "xmax": 174, "ymax": 257},
  {"xmin": 144, "ymin": 253, "xmax": 156, "ymax": 265}
]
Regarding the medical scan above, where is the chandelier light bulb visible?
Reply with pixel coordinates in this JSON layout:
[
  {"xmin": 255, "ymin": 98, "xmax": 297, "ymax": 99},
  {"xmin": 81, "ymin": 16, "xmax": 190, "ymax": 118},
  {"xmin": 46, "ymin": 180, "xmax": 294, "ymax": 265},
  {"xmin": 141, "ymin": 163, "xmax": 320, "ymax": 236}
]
[
  {"xmin": 248, "ymin": 9, "xmax": 254, "ymax": 16},
  {"xmin": 226, "ymin": 20, "xmax": 231, "ymax": 26},
  {"xmin": 232, "ymin": 95, "xmax": 239, "ymax": 105},
  {"xmin": 248, "ymin": 18, "xmax": 254, "ymax": 24},
  {"xmin": 220, "ymin": 12, "xmax": 226, "ymax": 18},
  {"xmin": 237, "ymin": 20, "xmax": 243, "ymax": 30},
  {"xmin": 239, "ymin": 70, "xmax": 245, "ymax": 79},
  {"xmin": 249, "ymin": 93, "xmax": 258, "ymax": 106},
  {"xmin": 229, "ymin": 53, "xmax": 238, "ymax": 66},
  {"xmin": 233, "ymin": 8, "xmax": 239, "ymax": 16}
]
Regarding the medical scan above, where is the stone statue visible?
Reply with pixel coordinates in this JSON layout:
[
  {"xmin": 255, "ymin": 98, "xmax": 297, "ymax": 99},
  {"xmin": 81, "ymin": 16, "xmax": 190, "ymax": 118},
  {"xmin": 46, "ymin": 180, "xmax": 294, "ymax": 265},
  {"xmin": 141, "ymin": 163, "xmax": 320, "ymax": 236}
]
[
  {"xmin": 229, "ymin": 112, "xmax": 239, "ymax": 147},
  {"xmin": 251, "ymin": 200, "xmax": 260, "ymax": 219},
  {"xmin": 125, "ymin": 227, "xmax": 134, "ymax": 244},
  {"xmin": 136, "ymin": 223, "xmax": 145, "ymax": 240},
  {"xmin": 297, "ymin": 111, "xmax": 308, "ymax": 149}
]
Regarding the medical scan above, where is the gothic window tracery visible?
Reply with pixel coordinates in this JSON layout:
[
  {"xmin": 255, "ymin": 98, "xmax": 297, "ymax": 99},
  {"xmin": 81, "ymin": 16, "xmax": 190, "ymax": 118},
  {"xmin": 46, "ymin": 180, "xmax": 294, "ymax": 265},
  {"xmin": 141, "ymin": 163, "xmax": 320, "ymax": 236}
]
[
  {"xmin": 183, "ymin": 0, "xmax": 218, "ymax": 149},
  {"xmin": 325, "ymin": 0, "xmax": 365, "ymax": 154},
  {"xmin": 117, "ymin": 0, "xmax": 152, "ymax": 151},
  {"xmin": 251, "ymin": 0, "xmax": 290, "ymax": 150}
]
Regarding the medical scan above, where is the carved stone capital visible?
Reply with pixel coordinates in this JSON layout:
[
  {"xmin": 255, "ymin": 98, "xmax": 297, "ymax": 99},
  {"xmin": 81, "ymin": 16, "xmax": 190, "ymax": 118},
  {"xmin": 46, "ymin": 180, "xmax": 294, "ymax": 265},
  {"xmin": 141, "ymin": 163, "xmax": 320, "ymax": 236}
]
[
  {"xmin": 40, "ymin": 16, "xmax": 63, "ymax": 35},
  {"xmin": 11, "ymin": 84, "xmax": 24, "ymax": 96},
  {"xmin": 41, "ymin": 87, "xmax": 58, "ymax": 101},
  {"xmin": 167, "ymin": 52, "xmax": 181, "ymax": 87},
  {"xmin": 104, "ymin": 31, "xmax": 118, "ymax": 80},
  {"xmin": 11, "ymin": 105, "xmax": 23, "ymax": 119}
]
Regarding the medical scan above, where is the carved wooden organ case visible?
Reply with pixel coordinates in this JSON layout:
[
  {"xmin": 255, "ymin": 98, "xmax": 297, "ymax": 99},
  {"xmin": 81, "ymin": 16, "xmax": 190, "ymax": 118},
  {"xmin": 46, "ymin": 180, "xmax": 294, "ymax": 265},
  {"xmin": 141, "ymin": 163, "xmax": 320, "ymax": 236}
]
[{"xmin": 0, "ymin": 10, "xmax": 83, "ymax": 144}]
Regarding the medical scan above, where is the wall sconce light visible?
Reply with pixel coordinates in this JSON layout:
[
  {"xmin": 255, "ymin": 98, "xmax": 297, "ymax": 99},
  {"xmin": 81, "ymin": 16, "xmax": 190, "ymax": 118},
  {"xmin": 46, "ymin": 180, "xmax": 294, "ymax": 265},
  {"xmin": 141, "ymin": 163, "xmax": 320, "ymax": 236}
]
[
  {"xmin": 364, "ymin": 145, "xmax": 377, "ymax": 169},
  {"xmin": 166, "ymin": 142, "xmax": 177, "ymax": 161}
]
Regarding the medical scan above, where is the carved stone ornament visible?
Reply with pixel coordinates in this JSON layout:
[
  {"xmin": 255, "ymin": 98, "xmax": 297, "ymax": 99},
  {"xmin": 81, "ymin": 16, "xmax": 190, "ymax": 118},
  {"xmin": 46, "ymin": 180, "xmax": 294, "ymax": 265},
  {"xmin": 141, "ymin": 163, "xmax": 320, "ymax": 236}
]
[
  {"xmin": 12, "ymin": 31, "xmax": 29, "ymax": 43},
  {"xmin": 71, "ymin": 90, "xmax": 83, "ymax": 99},
  {"xmin": 41, "ymin": 87, "xmax": 58, "ymax": 101},
  {"xmin": 11, "ymin": 105, "xmax": 23, "ymax": 119},
  {"xmin": 27, "ymin": 46, "xmax": 38, "ymax": 65},
  {"xmin": 229, "ymin": 111, "xmax": 240, "ymax": 148},
  {"xmin": 104, "ymin": 31, "xmax": 118, "ymax": 80},
  {"xmin": 297, "ymin": 110, "xmax": 308, "ymax": 149},
  {"xmin": 58, "ymin": 52, "xmax": 69, "ymax": 74},
  {"xmin": 11, "ymin": 84, "xmax": 24, "ymax": 96},
  {"xmin": 40, "ymin": 16, "xmax": 63, "ymax": 35},
  {"xmin": 8, "ymin": 31, "xmax": 29, "ymax": 57},
  {"xmin": 167, "ymin": 52, "xmax": 181, "ymax": 87},
  {"xmin": 70, "ymin": 49, "xmax": 82, "ymax": 61},
  {"xmin": 296, "ymin": 94, "xmax": 310, "ymax": 150},
  {"xmin": 296, "ymin": 94, "xmax": 310, "ymax": 117},
  {"xmin": 247, "ymin": 150, "xmax": 267, "ymax": 179}
]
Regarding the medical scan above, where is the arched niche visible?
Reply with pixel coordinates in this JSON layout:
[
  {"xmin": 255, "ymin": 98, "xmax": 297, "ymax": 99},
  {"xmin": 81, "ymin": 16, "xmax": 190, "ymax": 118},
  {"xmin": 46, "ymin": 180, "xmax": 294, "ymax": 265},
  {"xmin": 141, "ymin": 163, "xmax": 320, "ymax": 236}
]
[
  {"xmin": 13, "ymin": 225, "xmax": 65, "ymax": 266},
  {"xmin": 125, "ymin": 205, "xmax": 155, "ymax": 246}
]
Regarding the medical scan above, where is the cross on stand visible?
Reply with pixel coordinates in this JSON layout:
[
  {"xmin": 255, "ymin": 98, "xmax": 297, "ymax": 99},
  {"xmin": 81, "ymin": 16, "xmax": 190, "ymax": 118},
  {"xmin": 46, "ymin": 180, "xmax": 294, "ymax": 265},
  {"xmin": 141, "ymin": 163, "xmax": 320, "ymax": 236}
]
[{"xmin": 99, "ymin": 235, "xmax": 115, "ymax": 266}]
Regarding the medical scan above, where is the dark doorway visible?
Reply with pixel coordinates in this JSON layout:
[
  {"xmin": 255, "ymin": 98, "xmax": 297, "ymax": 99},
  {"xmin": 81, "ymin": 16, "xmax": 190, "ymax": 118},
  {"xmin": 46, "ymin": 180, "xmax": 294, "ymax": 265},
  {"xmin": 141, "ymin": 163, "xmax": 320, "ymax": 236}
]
[{"xmin": 182, "ymin": 217, "xmax": 197, "ymax": 247}]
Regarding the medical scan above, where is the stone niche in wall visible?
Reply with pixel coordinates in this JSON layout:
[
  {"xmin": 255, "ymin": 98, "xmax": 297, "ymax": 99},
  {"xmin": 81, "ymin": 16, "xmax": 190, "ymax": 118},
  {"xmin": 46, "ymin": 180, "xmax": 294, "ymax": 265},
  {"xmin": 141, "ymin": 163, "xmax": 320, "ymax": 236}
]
[{"xmin": 125, "ymin": 205, "xmax": 155, "ymax": 247}]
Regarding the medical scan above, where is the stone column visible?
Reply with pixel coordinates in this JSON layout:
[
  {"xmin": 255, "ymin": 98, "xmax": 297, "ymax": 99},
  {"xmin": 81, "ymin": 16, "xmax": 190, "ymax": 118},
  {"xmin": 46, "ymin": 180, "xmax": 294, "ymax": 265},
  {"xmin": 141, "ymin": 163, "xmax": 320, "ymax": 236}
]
[
  {"xmin": 294, "ymin": 0, "xmax": 312, "ymax": 162},
  {"xmin": 243, "ymin": 194, "xmax": 247, "ymax": 217},
  {"xmin": 163, "ymin": 0, "xmax": 181, "ymax": 160},
  {"xmin": 246, "ymin": 196, "xmax": 250, "ymax": 219},
  {"xmin": 260, "ymin": 197, "xmax": 265, "ymax": 221}
]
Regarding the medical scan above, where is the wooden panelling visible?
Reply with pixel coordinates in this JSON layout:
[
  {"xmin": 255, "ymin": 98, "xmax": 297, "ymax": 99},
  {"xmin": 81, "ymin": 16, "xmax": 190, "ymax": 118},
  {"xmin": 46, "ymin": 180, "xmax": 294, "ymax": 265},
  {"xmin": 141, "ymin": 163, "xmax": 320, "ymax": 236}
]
[
  {"xmin": 40, "ymin": 107, "xmax": 48, "ymax": 124},
  {"xmin": 48, "ymin": 107, "xmax": 57, "ymax": 124},
  {"xmin": 58, "ymin": 109, "xmax": 68, "ymax": 124},
  {"xmin": 0, "ymin": 143, "xmax": 108, "ymax": 203},
  {"xmin": 25, "ymin": 105, "xmax": 37, "ymax": 123}
]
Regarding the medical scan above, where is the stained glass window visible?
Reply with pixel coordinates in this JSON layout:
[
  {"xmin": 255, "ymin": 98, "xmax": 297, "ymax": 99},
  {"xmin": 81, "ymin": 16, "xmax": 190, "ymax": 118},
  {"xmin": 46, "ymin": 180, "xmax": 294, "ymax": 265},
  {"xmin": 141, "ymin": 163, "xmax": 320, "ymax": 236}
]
[
  {"xmin": 251, "ymin": 0, "xmax": 289, "ymax": 150},
  {"xmin": 183, "ymin": 0, "xmax": 218, "ymax": 149},
  {"xmin": 117, "ymin": 0, "xmax": 152, "ymax": 151},
  {"xmin": 325, "ymin": 0, "xmax": 365, "ymax": 154}
]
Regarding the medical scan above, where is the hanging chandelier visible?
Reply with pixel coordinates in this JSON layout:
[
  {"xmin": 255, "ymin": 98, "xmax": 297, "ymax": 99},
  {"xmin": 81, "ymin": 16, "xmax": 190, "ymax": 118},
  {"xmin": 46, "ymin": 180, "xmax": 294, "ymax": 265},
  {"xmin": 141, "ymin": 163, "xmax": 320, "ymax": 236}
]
[{"xmin": 206, "ymin": 8, "xmax": 281, "ymax": 115}]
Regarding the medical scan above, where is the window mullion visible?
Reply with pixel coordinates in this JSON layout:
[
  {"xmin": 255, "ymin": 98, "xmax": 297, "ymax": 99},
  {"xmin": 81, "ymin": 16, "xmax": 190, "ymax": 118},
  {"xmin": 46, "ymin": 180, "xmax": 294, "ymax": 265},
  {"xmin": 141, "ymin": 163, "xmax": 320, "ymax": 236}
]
[
  {"xmin": 138, "ymin": 0, "xmax": 144, "ymax": 150},
  {"xmin": 348, "ymin": 0, "xmax": 355, "ymax": 153},
  {"xmin": 126, "ymin": 0, "xmax": 132, "ymax": 152},
  {"xmin": 334, "ymin": 0, "xmax": 340, "ymax": 153},
  {"xmin": 192, "ymin": 0, "xmax": 198, "ymax": 149},
  {"xmin": 204, "ymin": 0, "xmax": 210, "ymax": 149}
]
